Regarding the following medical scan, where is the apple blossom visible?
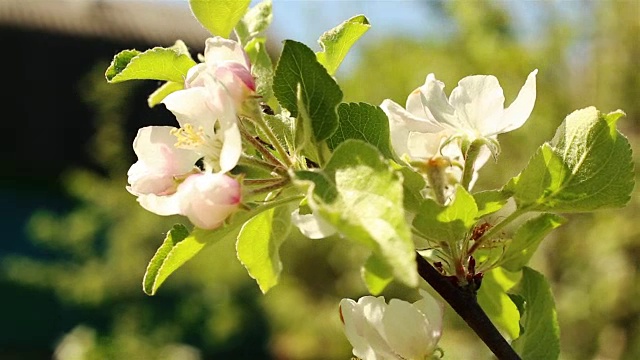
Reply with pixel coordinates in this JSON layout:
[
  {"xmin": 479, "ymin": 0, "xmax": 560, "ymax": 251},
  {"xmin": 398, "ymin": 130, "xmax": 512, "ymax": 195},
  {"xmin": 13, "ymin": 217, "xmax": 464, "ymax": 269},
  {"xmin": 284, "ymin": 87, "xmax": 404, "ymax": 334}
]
[
  {"xmin": 126, "ymin": 126, "xmax": 200, "ymax": 201},
  {"xmin": 381, "ymin": 69, "xmax": 537, "ymax": 163},
  {"xmin": 186, "ymin": 36, "xmax": 255, "ymax": 105},
  {"xmin": 340, "ymin": 289, "xmax": 443, "ymax": 360},
  {"xmin": 176, "ymin": 172, "xmax": 242, "ymax": 230},
  {"xmin": 162, "ymin": 77, "xmax": 242, "ymax": 174}
]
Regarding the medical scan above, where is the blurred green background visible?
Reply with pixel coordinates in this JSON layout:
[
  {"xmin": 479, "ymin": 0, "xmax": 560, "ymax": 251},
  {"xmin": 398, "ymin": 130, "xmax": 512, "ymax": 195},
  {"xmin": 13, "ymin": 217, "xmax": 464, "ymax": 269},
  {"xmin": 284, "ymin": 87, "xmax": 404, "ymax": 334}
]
[{"xmin": 1, "ymin": 1, "xmax": 639, "ymax": 359}]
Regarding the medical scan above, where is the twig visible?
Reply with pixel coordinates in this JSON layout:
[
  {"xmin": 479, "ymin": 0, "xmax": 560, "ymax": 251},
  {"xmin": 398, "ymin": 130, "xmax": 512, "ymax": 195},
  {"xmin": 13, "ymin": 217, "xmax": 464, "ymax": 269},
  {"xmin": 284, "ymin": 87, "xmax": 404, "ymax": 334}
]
[{"xmin": 415, "ymin": 252, "xmax": 521, "ymax": 360}]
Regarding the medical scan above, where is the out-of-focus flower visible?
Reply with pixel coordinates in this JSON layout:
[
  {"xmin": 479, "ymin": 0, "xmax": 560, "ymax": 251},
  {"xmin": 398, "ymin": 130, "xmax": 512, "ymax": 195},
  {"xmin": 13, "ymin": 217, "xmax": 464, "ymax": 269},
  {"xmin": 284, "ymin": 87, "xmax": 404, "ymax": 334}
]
[
  {"xmin": 162, "ymin": 78, "xmax": 242, "ymax": 173},
  {"xmin": 290, "ymin": 208, "xmax": 337, "ymax": 239},
  {"xmin": 339, "ymin": 289, "xmax": 444, "ymax": 360},
  {"xmin": 186, "ymin": 36, "xmax": 255, "ymax": 105}
]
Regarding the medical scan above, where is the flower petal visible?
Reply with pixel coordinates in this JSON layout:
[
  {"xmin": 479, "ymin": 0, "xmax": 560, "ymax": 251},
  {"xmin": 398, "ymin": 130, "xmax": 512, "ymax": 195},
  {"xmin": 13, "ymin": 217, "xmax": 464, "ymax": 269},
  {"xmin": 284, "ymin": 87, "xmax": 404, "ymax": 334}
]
[
  {"xmin": 340, "ymin": 299, "xmax": 379, "ymax": 360},
  {"xmin": 204, "ymin": 36, "xmax": 252, "ymax": 70},
  {"xmin": 162, "ymin": 87, "xmax": 212, "ymax": 129},
  {"xmin": 136, "ymin": 192, "xmax": 182, "ymax": 216},
  {"xmin": 177, "ymin": 172, "xmax": 241, "ymax": 229},
  {"xmin": 496, "ymin": 69, "xmax": 538, "ymax": 134},
  {"xmin": 382, "ymin": 298, "xmax": 437, "ymax": 359},
  {"xmin": 449, "ymin": 75, "xmax": 505, "ymax": 134},
  {"xmin": 413, "ymin": 289, "xmax": 444, "ymax": 341},
  {"xmin": 411, "ymin": 73, "xmax": 458, "ymax": 128}
]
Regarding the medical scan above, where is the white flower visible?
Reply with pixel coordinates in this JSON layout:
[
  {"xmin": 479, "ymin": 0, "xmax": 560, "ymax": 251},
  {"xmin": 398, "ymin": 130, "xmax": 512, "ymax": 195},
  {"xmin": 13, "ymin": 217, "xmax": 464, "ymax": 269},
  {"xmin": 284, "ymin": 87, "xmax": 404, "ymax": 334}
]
[
  {"xmin": 127, "ymin": 126, "xmax": 200, "ymax": 199},
  {"xmin": 340, "ymin": 290, "xmax": 444, "ymax": 360},
  {"xmin": 381, "ymin": 69, "xmax": 537, "ymax": 163},
  {"xmin": 177, "ymin": 172, "xmax": 242, "ymax": 229},
  {"xmin": 290, "ymin": 208, "xmax": 337, "ymax": 239},
  {"xmin": 162, "ymin": 78, "xmax": 242, "ymax": 173},
  {"xmin": 186, "ymin": 36, "xmax": 255, "ymax": 105}
]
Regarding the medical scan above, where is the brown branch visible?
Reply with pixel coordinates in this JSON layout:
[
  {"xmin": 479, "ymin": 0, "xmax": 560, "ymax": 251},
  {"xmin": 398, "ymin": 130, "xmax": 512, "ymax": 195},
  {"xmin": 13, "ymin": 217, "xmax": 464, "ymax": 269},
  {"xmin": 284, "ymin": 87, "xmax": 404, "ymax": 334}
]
[{"xmin": 415, "ymin": 253, "xmax": 521, "ymax": 360}]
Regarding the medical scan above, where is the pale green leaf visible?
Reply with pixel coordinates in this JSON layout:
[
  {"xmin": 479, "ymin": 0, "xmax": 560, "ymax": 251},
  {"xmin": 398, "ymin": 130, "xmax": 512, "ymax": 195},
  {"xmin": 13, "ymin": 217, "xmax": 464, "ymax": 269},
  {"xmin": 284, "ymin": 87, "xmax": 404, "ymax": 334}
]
[
  {"xmin": 188, "ymin": 0, "xmax": 250, "ymax": 38},
  {"xmin": 293, "ymin": 140, "xmax": 418, "ymax": 287},
  {"xmin": 510, "ymin": 267, "xmax": 560, "ymax": 360},
  {"xmin": 237, "ymin": 0, "xmax": 272, "ymax": 44},
  {"xmin": 507, "ymin": 107, "xmax": 634, "ymax": 212},
  {"xmin": 244, "ymin": 37, "xmax": 274, "ymax": 100},
  {"xmin": 236, "ymin": 205, "xmax": 293, "ymax": 293},
  {"xmin": 501, "ymin": 214, "xmax": 566, "ymax": 272},
  {"xmin": 413, "ymin": 185, "xmax": 478, "ymax": 245},
  {"xmin": 105, "ymin": 41, "xmax": 196, "ymax": 83},
  {"xmin": 316, "ymin": 15, "xmax": 370, "ymax": 75},
  {"xmin": 147, "ymin": 81, "xmax": 184, "ymax": 108},
  {"xmin": 474, "ymin": 190, "xmax": 510, "ymax": 218},
  {"xmin": 362, "ymin": 253, "xmax": 394, "ymax": 295},
  {"xmin": 477, "ymin": 267, "xmax": 522, "ymax": 340}
]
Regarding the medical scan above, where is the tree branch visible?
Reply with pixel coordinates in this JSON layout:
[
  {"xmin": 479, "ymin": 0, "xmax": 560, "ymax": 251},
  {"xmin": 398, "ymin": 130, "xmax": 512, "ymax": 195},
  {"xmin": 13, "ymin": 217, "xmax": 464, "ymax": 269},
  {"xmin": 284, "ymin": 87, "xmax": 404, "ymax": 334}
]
[{"xmin": 415, "ymin": 253, "xmax": 521, "ymax": 360}]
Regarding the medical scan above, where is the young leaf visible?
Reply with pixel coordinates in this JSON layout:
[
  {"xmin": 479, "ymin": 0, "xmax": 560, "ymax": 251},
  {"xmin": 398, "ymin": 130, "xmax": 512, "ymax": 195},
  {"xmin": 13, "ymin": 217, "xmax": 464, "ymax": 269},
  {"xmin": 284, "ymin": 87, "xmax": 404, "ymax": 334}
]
[
  {"xmin": 273, "ymin": 40, "xmax": 343, "ymax": 141},
  {"xmin": 315, "ymin": 15, "xmax": 370, "ymax": 75},
  {"xmin": 506, "ymin": 107, "xmax": 634, "ymax": 212},
  {"xmin": 510, "ymin": 267, "xmax": 560, "ymax": 360},
  {"xmin": 147, "ymin": 81, "xmax": 184, "ymax": 108},
  {"xmin": 327, "ymin": 102, "xmax": 396, "ymax": 160},
  {"xmin": 244, "ymin": 37, "xmax": 274, "ymax": 101},
  {"xmin": 143, "ymin": 224, "xmax": 237, "ymax": 295},
  {"xmin": 477, "ymin": 267, "xmax": 522, "ymax": 340},
  {"xmin": 236, "ymin": 204, "xmax": 293, "ymax": 293},
  {"xmin": 293, "ymin": 140, "xmax": 418, "ymax": 287},
  {"xmin": 236, "ymin": 0, "xmax": 273, "ymax": 44},
  {"xmin": 413, "ymin": 185, "xmax": 478, "ymax": 245},
  {"xmin": 362, "ymin": 253, "xmax": 394, "ymax": 295},
  {"xmin": 501, "ymin": 213, "xmax": 566, "ymax": 272},
  {"xmin": 105, "ymin": 40, "xmax": 196, "ymax": 83},
  {"xmin": 142, "ymin": 197, "xmax": 302, "ymax": 295},
  {"xmin": 474, "ymin": 190, "xmax": 510, "ymax": 218},
  {"xmin": 188, "ymin": 0, "xmax": 250, "ymax": 38}
]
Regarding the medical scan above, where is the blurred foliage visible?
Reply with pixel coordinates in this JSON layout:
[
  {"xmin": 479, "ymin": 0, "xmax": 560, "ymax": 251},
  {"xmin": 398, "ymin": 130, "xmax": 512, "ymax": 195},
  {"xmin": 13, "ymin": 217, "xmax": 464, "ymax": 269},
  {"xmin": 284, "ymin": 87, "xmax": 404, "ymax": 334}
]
[{"xmin": 2, "ymin": 1, "xmax": 639, "ymax": 359}]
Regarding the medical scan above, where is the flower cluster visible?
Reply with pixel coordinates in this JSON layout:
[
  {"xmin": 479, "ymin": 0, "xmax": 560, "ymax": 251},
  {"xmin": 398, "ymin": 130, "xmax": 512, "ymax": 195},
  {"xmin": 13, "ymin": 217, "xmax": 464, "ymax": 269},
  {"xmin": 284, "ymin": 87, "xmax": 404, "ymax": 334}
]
[
  {"xmin": 126, "ymin": 37, "xmax": 255, "ymax": 229},
  {"xmin": 340, "ymin": 290, "xmax": 444, "ymax": 360},
  {"xmin": 381, "ymin": 70, "xmax": 537, "ymax": 203}
]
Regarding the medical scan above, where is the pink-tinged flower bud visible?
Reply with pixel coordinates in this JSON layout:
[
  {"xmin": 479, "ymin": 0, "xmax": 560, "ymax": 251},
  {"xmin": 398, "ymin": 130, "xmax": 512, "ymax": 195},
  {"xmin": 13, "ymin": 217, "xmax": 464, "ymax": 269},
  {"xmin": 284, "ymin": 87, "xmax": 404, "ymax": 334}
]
[
  {"xmin": 177, "ymin": 172, "xmax": 242, "ymax": 230},
  {"xmin": 339, "ymin": 290, "xmax": 443, "ymax": 360},
  {"xmin": 185, "ymin": 36, "xmax": 255, "ymax": 105}
]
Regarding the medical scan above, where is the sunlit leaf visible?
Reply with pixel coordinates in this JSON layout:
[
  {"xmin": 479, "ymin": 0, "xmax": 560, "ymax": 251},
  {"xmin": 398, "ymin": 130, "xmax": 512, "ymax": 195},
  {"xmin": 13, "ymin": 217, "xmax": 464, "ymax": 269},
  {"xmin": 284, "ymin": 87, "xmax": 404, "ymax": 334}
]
[
  {"xmin": 477, "ymin": 267, "xmax": 521, "ymax": 340},
  {"xmin": 105, "ymin": 40, "xmax": 195, "ymax": 83},
  {"xmin": 316, "ymin": 14, "xmax": 370, "ymax": 75},
  {"xmin": 188, "ymin": 0, "xmax": 250, "ymax": 38}
]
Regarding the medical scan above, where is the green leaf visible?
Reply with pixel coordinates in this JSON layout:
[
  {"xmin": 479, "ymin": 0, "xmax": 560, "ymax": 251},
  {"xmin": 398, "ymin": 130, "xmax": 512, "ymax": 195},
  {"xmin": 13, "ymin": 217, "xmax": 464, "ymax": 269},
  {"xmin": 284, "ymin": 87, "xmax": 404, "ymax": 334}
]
[
  {"xmin": 362, "ymin": 253, "xmax": 394, "ymax": 295},
  {"xmin": 328, "ymin": 103, "xmax": 396, "ymax": 160},
  {"xmin": 507, "ymin": 107, "xmax": 635, "ymax": 212},
  {"xmin": 142, "ymin": 197, "xmax": 301, "ymax": 295},
  {"xmin": 293, "ymin": 140, "xmax": 418, "ymax": 287},
  {"xmin": 501, "ymin": 213, "xmax": 566, "ymax": 272},
  {"xmin": 188, "ymin": 0, "xmax": 250, "ymax": 38},
  {"xmin": 510, "ymin": 267, "xmax": 560, "ymax": 360},
  {"xmin": 398, "ymin": 166, "xmax": 426, "ymax": 214},
  {"xmin": 477, "ymin": 267, "xmax": 521, "ymax": 340},
  {"xmin": 245, "ymin": 37, "xmax": 274, "ymax": 101},
  {"xmin": 236, "ymin": 204, "xmax": 292, "ymax": 293},
  {"xmin": 147, "ymin": 81, "xmax": 184, "ymax": 108},
  {"xmin": 413, "ymin": 185, "xmax": 478, "ymax": 245},
  {"xmin": 474, "ymin": 190, "xmax": 510, "ymax": 218},
  {"xmin": 316, "ymin": 15, "xmax": 370, "ymax": 75},
  {"xmin": 237, "ymin": 0, "xmax": 272, "ymax": 44},
  {"xmin": 143, "ymin": 225, "xmax": 236, "ymax": 296},
  {"xmin": 105, "ymin": 40, "xmax": 196, "ymax": 83},
  {"xmin": 273, "ymin": 40, "xmax": 343, "ymax": 141}
]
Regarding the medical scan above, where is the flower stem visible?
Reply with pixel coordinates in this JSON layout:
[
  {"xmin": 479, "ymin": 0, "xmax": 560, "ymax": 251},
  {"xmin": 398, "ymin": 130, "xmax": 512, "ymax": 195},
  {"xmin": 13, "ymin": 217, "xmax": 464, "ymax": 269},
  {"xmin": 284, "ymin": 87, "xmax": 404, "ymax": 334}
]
[
  {"xmin": 467, "ymin": 208, "xmax": 525, "ymax": 256},
  {"xmin": 246, "ymin": 99, "xmax": 293, "ymax": 167},
  {"xmin": 238, "ymin": 154, "xmax": 287, "ymax": 177},
  {"xmin": 461, "ymin": 141, "xmax": 483, "ymax": 190},
  {"xmin": 239, "ymin": 126, "xmax": 287, "ymax": 170},
  {"xmin": 247, "ymin": 179, "xmax": 290, "ymax": 196},
  {"xmin": 415, "ymin": 253, "xmax": 521, "ymax": 360}
]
